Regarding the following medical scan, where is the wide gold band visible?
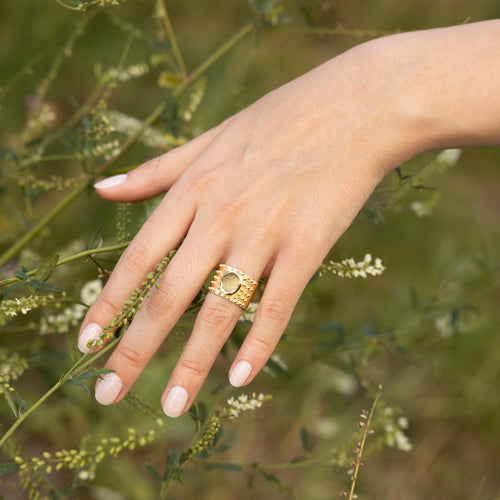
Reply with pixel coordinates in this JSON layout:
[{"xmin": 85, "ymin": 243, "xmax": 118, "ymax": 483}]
[{"xmin": 208, "ymin": 264, "xmax": 258, "ymax": 310}]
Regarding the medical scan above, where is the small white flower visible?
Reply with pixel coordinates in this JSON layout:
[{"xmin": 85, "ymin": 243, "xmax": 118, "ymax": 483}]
[
  {"xmin": 435, "ymin": 148, "xmax": 461, "ymax": 167},
  {"xmin": 80, "ymin": 279, "xmax": 103, "ymax": 305},
  {"xmin": 435, "ymin": 313, "xmax": 454, "ymax": 338},
  {"xmin": 78, "ymin": 470, "xmax": 90, "ymax": 481},
  {"xmin": 320, "ymin": 254, "xmax": 385, "ymax": 279},
  {"xmin": 398, "ymin": 417, "xmax": 409, "ymax": 429},
  {"xmin": 394, "ymin": 430, "xmax": 413, "ymax": 451},
  {"xmin": 410, "ymin": 201, "xmax": 433, "ymax": 218},
  {"xmin": 239, "ymin": 302, "xmax": 258, "ymax": 323}
]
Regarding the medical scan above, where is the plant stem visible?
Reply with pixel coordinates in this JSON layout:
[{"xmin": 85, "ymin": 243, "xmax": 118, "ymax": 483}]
[
  {"xmin": 182, "ymin": 24, "xmax": 253, "ymax": 95},
  {"xmin": 0, "ymin": 241, "xmax": 130, "ymax": 287},
  {"xmin": 348, "ymin": 385, "xmax": 383, "ymax": 500},
  {"xmin": 0, "ymin": 21, "xmax": 256, "ymax": 450},
  {"xmin": 0, "ymin": 381, "xmax": 65, "ymax": 448},
  {"xmin": 97, "ymin": 23, "xmax": 253, "ymax": 176},
  {"xmin": 0, "ymin": 22, "xmax": 255, "ymax": 266},
  {"xmin": 0, "ymin": 180, "xmax": 90, "ymax": 269},
  {"xmin": 0, "ymin": 336, "xmax": 120, "ymax": 450},
  {"xmin": 276, "ymin": 25, "xmax": 392, "ymax": 38},
  {"xmin": 157, "ymin": 0, "xmax": 188, "ymax": 78}
]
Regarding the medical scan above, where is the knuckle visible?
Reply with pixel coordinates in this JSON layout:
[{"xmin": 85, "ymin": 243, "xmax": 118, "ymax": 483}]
[
  {"xmin": 116, "ymin": 342, "xmax": 143, "ymax": 369},
  {"xmin": 142, "ymin": 284, "xmax": 176, "ymax": 318},
  {"xmin": 180, "ymin": 166, "xmax": 217, "ymax": 201},
  {"xmin": 144, "ymin": 154, "xmax": 164, "ymax": 178},
  {"xmin": 178, "ymin": 357, "xmax": 205, "ymax": 379},
  {"xmin": 258, "ymin": 298, "xmax": 290, "ymax": 329},
  {"xmin": 198, "ymin": 300, "xmax": 235, "ymax": 334},
  {"xmin": 248, "ymin": 333, "xmax": 274, "ymax": 355},
  {"xmin": 216, "ymin": 196, "xmax": 246, "ymax": 222},
  {"xmin": 97, "ymin": 294, "xmax": 121, "ymax": 319},
  {"xmin": 120, "ymin": 240, "xmax": 152, "ymax": 276}
]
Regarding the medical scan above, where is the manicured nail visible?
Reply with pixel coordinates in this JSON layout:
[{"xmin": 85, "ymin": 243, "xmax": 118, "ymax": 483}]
[
  {"xmin": 95, "ymin": 373, "xmax": 122, "ymax": 405},
  {"xmin": 229, "ymin": 360, "xmax": 252, "ymax": 387},
  {"xmin": 162, "ymin": 386, "xmax": 189, "ymax": 418},
  {"xmin": 78, "ymin": 322, "xmax": 102, "ymax": 353},
  {"xmin": 94, "ymin": 174, "xmax": 127, "ymax": 190}
]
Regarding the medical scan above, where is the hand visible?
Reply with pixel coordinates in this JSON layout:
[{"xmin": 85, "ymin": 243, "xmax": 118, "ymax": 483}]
[{"xmin": 78, "ymin": 20, "xmax": 500, "ymax": 417}]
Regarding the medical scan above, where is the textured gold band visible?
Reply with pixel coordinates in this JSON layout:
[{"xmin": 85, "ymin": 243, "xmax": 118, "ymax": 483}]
[{"xmin": 208, "ymin": 264, "xmax": 258, "ymax": 310}]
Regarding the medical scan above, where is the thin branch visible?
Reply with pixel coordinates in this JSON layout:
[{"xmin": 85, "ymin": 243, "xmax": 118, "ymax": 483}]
[
  {"xmin": 157, "ymin": 0, "xmax": 188, "ymax": 78},
  {"xmin": 0, "ymin": 181, "xmax": 90, "ymax": 268}
]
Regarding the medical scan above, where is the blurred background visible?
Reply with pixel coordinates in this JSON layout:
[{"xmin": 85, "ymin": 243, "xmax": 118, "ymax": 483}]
[{"xmin": 1, "ymin": 1, "xmax": 499, "ymax": 499}]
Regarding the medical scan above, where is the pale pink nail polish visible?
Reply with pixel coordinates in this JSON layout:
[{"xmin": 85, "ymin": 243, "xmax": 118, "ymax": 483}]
[
  {"xmin": 229, "ymin": 360, "xmax": 252, "ymax": 387},
  {"xmin": 95, "ymin": 373, "xmax": 123, "ymax": 405},
  {"xmin": 78, "ymin": 322, "xmax": 102, "ymax": 353},
  {"xmin": 162, "ymin": 386, "xmax": 189, "ymax": 418},
  {"xmin": 94, "ymin": 174, "xmax": 127, "ymax": 190}
]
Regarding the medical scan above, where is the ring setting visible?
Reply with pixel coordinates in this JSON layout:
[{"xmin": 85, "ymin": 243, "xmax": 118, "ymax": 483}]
[{"xmin": 209, "ymin": 264, "xmax": 258, "ymax": 309}]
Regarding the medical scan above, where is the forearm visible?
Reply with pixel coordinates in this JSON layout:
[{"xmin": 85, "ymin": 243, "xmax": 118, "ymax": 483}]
[{"xmin": 380, "ymin": 20, "xmax": 500, "ymax": 161}]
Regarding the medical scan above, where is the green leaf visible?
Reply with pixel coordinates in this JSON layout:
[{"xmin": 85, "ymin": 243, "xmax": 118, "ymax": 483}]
[
  {"xmin": 299, "ymin": 427, "xmax": 316, "ymax": 452},
  {"xmin": 88, "ymin": 225, "xmax": 103, "ymax": 251},
  {"xmin": 215, "ymin": 443, "xmax": 231, "ymax": 454},
  {"xmin": 145, "ymin": 463, "xmax": 162, "ymax": 483},
  {"xmin": 78, "ymin": 368, "xmax": 115, "ymax": 380},
  {"xmin": 13, "ymin": 270, "xmax": 28, "ymax": 280},
  {"xmin": 163, "ymin": 449, "xmax": 183, "ymax": 484},
  {"xmin": 188, "ymin": 400, "xmax": 208, "ymax": 429},
  {"xmin": 263, "ymin": 356, "xmax": 290, "ymax": 379},
  {"xmin": 33, "ymin": 254, "xmax": 59, "ymax": 283},
  {"xmin": 29, "ymin": 280, "xmax": 61, "ymax": 293},
  {"xmin": 0, "ymin": 385, "xmax": 24, "ymax": 417},
  {"xmin": 68, "ymin": 377, "xmax": 90, "ymax": 396},
  {"xmin": 0, "ymin": 462, "xmax": 20, "ymax": 478},
  {"xmin": 259, "ymin": 469, "xmax": 283, "ymax": 486},
  {"xmin": 205, "ymin": 462, "xmax": 243, "ymax": 472},
  {"xmin": 300, "ymin": 427, "xmax": 308, "ymax": 451}
]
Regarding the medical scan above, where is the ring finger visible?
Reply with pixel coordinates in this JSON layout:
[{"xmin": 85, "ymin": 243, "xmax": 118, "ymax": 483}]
[{"xmin": 161, "ymin": 255, "xmax": 268, "ymax": 418}]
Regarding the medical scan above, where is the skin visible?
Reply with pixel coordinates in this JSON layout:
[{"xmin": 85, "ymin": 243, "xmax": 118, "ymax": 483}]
[{"xmin": 79, "ymin": 20, "xmax": 500, "ymax": 417}]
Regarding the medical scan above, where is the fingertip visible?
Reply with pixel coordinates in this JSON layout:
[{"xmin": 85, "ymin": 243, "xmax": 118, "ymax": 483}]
[
  {"xmin": 78, "ymin": 322, "xmax": 103, "ymax": 353},
  {"xmin": 95, "ymin": 372, "xmax": 123, "ymax": 405},
  {"xmin": 229, "ymin": 360, "xmax": 253, "ymax": 387},
  {"xmin": 162, "ymin": 385, "xmax": 189, "ymax": 418},
  {"xmin": 94, "ymin": 173, "xmax": 128, "ymax": 191}
]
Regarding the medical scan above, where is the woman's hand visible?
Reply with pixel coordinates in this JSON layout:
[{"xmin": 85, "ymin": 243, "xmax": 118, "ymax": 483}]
[{"xmin": 78, "ymin": 20, "xmax": 500, "ymax": 417}]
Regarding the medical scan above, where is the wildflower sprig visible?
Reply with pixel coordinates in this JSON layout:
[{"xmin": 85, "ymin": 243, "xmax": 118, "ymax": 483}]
[
  {"xmin": 183, "ymin": 416, "xmax": 222, "ymax": 460},
  {"xmin": 0, "ymin": 294, "xmax": 72, "ymax": 324},
  {"xmin": 55, "ymin": 0, "xmax": 123, "ymax": 11},
  {"xmin": 12, "ymin": 423, "xmax": 159, "ymax": 500},
  {"xmin": 0, "ymin": 252, "xmax": 175, "ymax": 449},
  {"xmin": 340, "ymin": 385, "xmax": 383, "ymax": 500},
  {"xmin": 14, "ymin": 427, "xmax": 156, "ymax": 475},
  {"xmin": 86, "ymin": 251, "xmax": 175, "ymax": 351},
  {"xmin": 320, "ymin": 254, "xmax": 386, "ymax": 279},
  {"xmin": 221, "ymin": 392, "xmax": 273, "ymax": 420},
  {"xmin": 20, "ymin": 174, "xmax": 84, "ymax": 192}
]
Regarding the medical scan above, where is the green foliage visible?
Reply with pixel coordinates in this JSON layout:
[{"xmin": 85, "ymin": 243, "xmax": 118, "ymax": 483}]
[{"xmin": 0, "ymin": 1, "xmax": 498, "ymax": 500}]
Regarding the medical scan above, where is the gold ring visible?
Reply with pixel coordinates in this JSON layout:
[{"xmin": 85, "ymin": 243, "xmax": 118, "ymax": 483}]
[{"xmin": 208, "ymin": 264, "xmax": 258, "ymax": 310}]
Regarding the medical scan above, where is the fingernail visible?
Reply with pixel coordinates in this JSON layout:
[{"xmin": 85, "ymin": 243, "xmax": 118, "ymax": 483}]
[
  {"xmin": 95, "ymin": 373, "xmax": 123, "ymax": 405},
  {"xmin": 78, "ymin": 322, "xmax": 102, "ymax": 353},
  {"xmin": 229, "ymin": 360, "xmax": 252, "ymax": 387},
  {"xmin": 162, "ymin": 386, "xmax": 189, "ymax": 418},
  {"xmin": 94, "ymin": 174, "xmax": 127, "ymax": 190}
]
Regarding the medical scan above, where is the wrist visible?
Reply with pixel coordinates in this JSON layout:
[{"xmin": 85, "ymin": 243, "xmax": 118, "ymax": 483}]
[{"xmin": 372, "ymin": 21, "xmax": 500, "ymax": 165}]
